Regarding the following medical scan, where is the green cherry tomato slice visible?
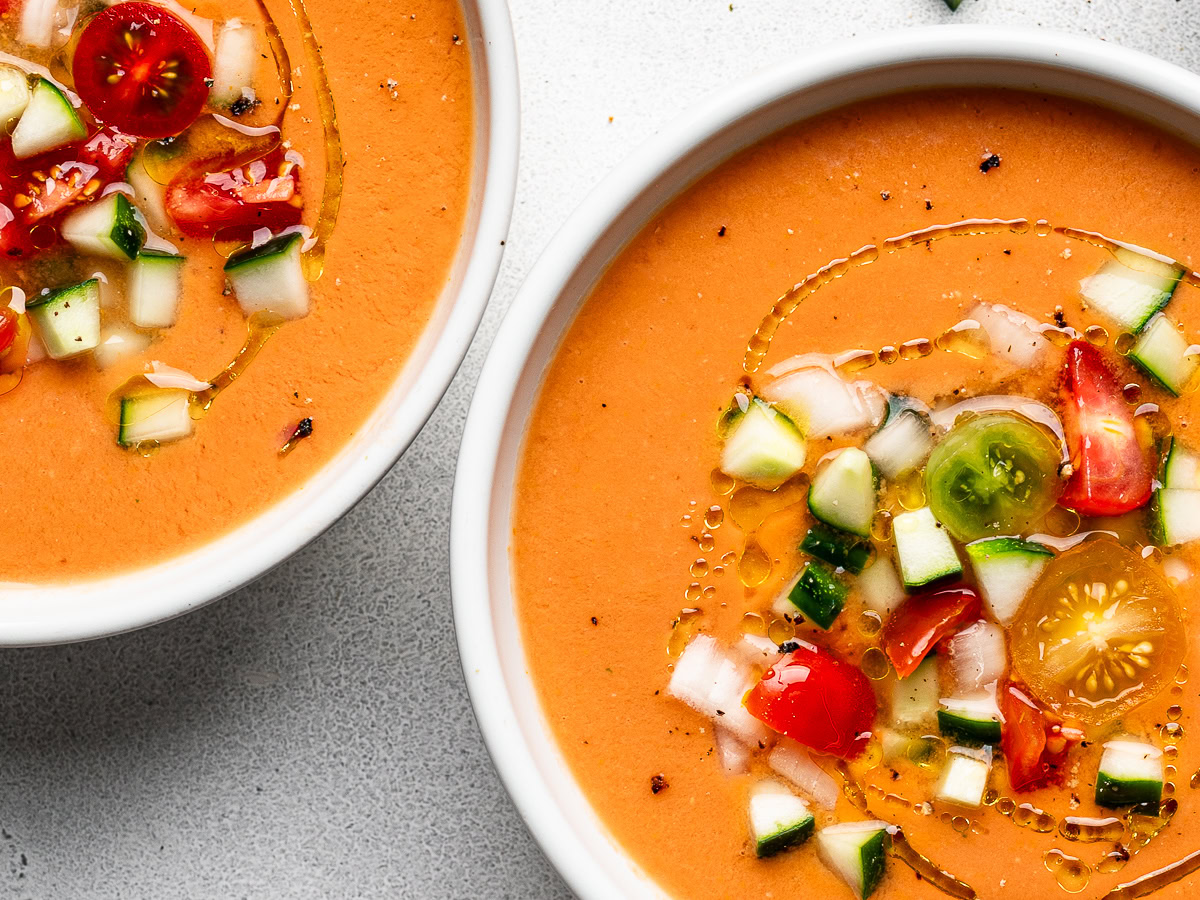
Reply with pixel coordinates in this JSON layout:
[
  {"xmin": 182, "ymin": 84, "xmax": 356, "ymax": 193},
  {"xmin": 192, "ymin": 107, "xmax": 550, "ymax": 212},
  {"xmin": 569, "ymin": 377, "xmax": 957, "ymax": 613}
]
[{"xmin": 925, "ymin": 413, "xmax": 1062, "ymax": 542}]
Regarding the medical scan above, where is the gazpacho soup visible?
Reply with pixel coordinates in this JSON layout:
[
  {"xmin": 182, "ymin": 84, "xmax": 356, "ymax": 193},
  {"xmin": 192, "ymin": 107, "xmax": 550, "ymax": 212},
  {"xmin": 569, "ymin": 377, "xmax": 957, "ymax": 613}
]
[
  {"xmin": 0, "ymin": 0, "xmax": 472, "ymax": 580},
  {"xmin": 513, "ymin": 90, "xmax": 1200, "ymax": 899}
]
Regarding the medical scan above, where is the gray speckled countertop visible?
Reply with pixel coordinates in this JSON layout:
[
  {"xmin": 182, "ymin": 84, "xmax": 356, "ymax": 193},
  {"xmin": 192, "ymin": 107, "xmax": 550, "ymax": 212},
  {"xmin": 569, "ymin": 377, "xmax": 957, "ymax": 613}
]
[{"xmin": 4, "ymin": 1, "xmax": 1200, "ymax": 897}]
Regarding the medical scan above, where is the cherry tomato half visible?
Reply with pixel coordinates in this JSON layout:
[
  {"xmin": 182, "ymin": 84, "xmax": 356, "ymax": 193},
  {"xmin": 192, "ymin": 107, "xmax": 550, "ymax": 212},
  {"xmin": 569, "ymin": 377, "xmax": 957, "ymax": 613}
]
[
  {"xmin": 165, "ymin": 162, "xmax": 302, "ymax": 237},
  {"xmin": 745, "ymin": 641, "xmax": 876, "ymax": 759},
  {"xmin": 1000, "ymin": 684, "xmax": 1082, "ymax": 791},
  {"xmin": 1058, "ymin": 341, "xmax": 1153, "ymax": 516},
  {"xmin": 73, "ymin": 2, "xmax": 212, "ymax": 139},
  {"xmin": 883, "ymin": 586, "xmax": 981, "ymax": 679}
]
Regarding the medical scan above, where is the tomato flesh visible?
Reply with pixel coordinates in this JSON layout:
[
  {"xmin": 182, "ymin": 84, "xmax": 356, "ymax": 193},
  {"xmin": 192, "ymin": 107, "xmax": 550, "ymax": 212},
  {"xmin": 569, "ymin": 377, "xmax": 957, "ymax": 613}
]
[
  {"xmin": 745, "ymin": 641, "xmax": 876, "ymax": 758},
  {"xmin": 166, "ymin": 162, "xmax": 302, "ymax": 237},
  {"xmin": 1000, "ymin": 684, "xmax": 1081, "ymax": 791},
  {"xmin": 73, "ymin": 2, "xmax": 212, "ymax": 139},
  {"xmin": 883, "ymin": 586, "xmax": 981, "ymax": 678},
  {"xmin": 1058, "ymin": 341, "xmax": 1153, "ymax": 516},
  {"xmin": 0, "ymin": 307, "xmax": 17, "ymax": 358}
]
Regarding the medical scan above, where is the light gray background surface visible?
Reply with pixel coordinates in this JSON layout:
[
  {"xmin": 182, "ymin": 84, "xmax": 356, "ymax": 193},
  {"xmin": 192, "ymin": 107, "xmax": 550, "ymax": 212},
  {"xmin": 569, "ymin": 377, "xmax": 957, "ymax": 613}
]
[{"xmin": 4, "ymin": 1, "xmax": 1200, "ymax": 897}]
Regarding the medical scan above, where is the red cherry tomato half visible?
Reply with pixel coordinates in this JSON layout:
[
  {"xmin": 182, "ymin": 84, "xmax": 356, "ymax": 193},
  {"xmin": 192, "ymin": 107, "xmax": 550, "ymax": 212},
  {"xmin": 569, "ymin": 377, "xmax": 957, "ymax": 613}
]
[
  {"xmin": 165, "ymin": 163, "xmax": 301, "ymax": 237},
  {"xmin": 745, "ymin": 641, "xmax": 876, "ymax": 759},
  {"xmin": 883, "ymin": 586, "xmax": 981, "ymax": 679},
  {"xmin": 0, "ymin": 307, "xmax": 17, "ymax": 358},
  {"xmin": 73, "ymin": 2, "xmax": 212, "ymax": 139},
  {"xmin": 1000, "ymin": 684, "xmax": 1081, "ymax": 792},
  {"xmin": 1058, "ymin": 341, "xmax": 1153, "ymax": 516}
]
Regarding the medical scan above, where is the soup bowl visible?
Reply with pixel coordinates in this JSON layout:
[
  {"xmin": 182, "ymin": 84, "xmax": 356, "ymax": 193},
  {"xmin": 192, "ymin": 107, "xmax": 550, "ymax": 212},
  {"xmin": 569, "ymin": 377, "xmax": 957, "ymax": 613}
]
[
  {"xmin": 0, "ymin": 0, "xmax": 518, "ymax": 647},
  {"xmin": 451, "ymin": 25, "xmax": 1200, "ymax": 900}
]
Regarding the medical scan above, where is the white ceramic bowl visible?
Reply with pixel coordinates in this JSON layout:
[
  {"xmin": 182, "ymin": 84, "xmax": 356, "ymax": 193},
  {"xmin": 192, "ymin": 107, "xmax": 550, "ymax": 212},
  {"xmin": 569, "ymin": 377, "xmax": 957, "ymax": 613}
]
[
  {"xmin": 452, "ymin": 26, "xmax": 1200, "ymax": 900},
  {"xmin": 0, "ymin": 0, "xmax": 519, "ymax": 647}
]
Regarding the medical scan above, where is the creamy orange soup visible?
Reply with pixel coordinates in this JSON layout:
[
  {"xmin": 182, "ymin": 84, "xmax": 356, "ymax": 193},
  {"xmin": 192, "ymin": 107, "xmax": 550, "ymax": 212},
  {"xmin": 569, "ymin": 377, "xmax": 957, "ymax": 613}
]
[
  {"xmin": 514, "ymin": 90, "xmax": 1200, "ymax": 899},
  {"xmin": 0, "ymin": 0, "xmax": 471, "ymax": 581}
]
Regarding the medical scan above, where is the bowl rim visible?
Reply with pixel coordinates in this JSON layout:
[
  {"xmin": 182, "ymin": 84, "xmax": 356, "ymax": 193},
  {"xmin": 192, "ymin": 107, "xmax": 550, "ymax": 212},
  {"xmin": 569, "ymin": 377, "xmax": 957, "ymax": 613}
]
[
  {"xmin": 0, "ymin": 0, "xmax": 520, "ymax": 646},
  {"xmin": 451, "ymin": 24, "xmax": 1200, "ymax": 900}
]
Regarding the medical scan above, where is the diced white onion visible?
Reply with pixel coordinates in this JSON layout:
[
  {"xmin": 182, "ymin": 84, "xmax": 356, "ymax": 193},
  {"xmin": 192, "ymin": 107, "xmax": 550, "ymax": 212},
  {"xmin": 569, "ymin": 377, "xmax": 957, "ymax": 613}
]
[
  {"xmin": 6, "ymin": 286, "xmax": 26, "ymax": 314},
  {"xmin": 714, "ymin": 725, "xmax": 751, "ymax": 776},
  {"xmin": 145, "ymin": 361, "xmax": 211, "ymax": 392},
  {"xmin": 768, "ymin": 739, "xmax": 839, "ymax": 809},
  {"xmin": 945, "ymin": 621, "xmax": 1007, "ymax": 694},
  {"xmin": 667, "ymin": 635, "xmax": 770, "ymax": 746},
  {"xmin": 969, "ymin": 302, "xmax": 1048, "ymax": 368}
]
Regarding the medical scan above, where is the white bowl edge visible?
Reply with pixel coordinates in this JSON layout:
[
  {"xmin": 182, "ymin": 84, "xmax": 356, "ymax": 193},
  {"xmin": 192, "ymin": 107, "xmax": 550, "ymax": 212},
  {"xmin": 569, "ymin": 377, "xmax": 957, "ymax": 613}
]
[
  {"xmin": 451, "ymin": 25, "xmax": 1200, "ymax": 900},
  {"xmin": 0, "ymin": 0, "xmax": 520, "ymax": 646}
]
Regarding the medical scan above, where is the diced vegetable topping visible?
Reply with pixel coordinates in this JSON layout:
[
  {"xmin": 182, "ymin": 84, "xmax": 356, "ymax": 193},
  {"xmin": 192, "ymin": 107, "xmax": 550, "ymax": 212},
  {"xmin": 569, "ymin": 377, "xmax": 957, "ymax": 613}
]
[
  {"xmin": 937, "ymin": 694, "xmax": 1002, "ymax": 745},
  {"xmin": 10, "ymin": 77, "xmax": 86, "ymax": 159},
  {"xmin": 968, "ymin": 302, "xmax": 1047, "ymax": 368},
  {"xmin": 926, "ymin": 413, "xmax": 1062, "ymax": 542},
  {"xmin": 749, "ymin": 779, "xmax": 815, "ymax": 858},
  {"xmin": 60, "ymin": 191, "xmax": 147, "ymax": 261},
  {"xmin": 668, "ymin": 635, "xmax": 771, "ymax": 746},
  {"xmin": 816, "ymin": 821, "xmax": 889, "ymax": 900},
  {"xmin": 1130, "ymin": 314, "xmax": 1199, "ymax": 396},
  {"xmin": 746, "ymin": 642, "xmax": 876, "ymax": 759},
  {"xmin": 800, "ymin": 523, "xmax": 872, "ymax": 575},
  {"xmin": 128, "ymin": 251, "xmax": 186, "ymax": 328},
  {"xmin": 935, "ymin": 746, "xmax": 992, "ymax": 808},
  {"xmin": 944, "ymin": 620, "xmax": 1007, "ymax": 694},
  {"xmin": 883, "ymin": 586, "xmax": 980, "ymax": 679},
  {"xmin": 26, "ymin": 279, "xmax": 101, "ymax": 359},
  {"xmin": 761, "ymin": 363, "xmax": 885, "ymax": 439},
  {"xmin": 225, "ymin": 232, "xmax": 311, "ymax": 321},
  {"xmin": 891, "ymin": 506, "xmax": 962, "ymax": 589},
  {"xmin": 768, "ymin": 740, "xmax": 839, "ymax": 810},
  {"xmin": 1058, "ymin": 341, "xmax": 1153, "ymax": 516},
  {"xmin": 781, "ymin": 561, "xmax": 847, "ymax": 630},
  {"xmin": 890, "ymin": 654, "xmax": 939, "ymax": 730},
  {"xmin": 856, "ymin": 556, "xmax": 905, "ymax": 617},
  {"xmin": 118, "ymin": 388, "xmax": 193, "ymax": 445},
  {"xmin": 1095, "ymin": 740, "xmax": 1164, "ymax": 808},
  {"xmin": 1079, "ymin": 246, "xmax": 1184, "ymax": 333},
  {"xmin": 964, "ymin": 537, "xmax": 1053, "ymax": 625},
  {"xmin": 808, "ymin": 447, "xmax": 876, "ymax": 537},
  {"xmin": 863, "ymin": 401, "xmax": 932, "ymax": 480}
]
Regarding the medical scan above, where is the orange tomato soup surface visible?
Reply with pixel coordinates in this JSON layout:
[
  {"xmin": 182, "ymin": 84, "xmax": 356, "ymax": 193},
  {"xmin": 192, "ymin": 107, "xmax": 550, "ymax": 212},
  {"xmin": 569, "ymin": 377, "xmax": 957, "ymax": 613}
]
[
  {"xmin": 513, "ymin": 89, "xmax": 1200, "ymax": 900},
  {"xmin": 0, "ymin": 0, "xmax": 472, "ymax": 581}
]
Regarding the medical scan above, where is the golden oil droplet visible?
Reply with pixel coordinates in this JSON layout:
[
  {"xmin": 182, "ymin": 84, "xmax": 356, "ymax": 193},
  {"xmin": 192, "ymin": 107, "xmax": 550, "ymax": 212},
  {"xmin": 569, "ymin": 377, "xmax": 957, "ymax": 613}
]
[
  {"xmin": 741, "ymin": 612, "xmax": 768, "ymax": 637},
  {"xmin": 698, "ymin": 533, "xmax": 715, "ymax": 553},
  {"xmin": 721, "ymin": 550, "xmax": 736, "ymax": 566},
  {"xmin": 908, "ymin": 736, "xmax": 946, "ymax": 769},
  {"xmin": 1085, "ymin": 324, "xmax": 1109, "ymax": 347},
  {"xmin": 1166, "ymin": 765, "xmax": 1177, "ymax": 778},
  {"xmin": 1164, "ymin": 781, "xmax": 1176, "ymax": 795},
  {"xmin": 701, "ymin": 586, "xmax": 716, "ymax": 600},
  {"xmin": 871, "ymin": 509, "xmax": 893, "ymax": 541},
  {"xmin": 899, "ymin": 337, "xmax": 933, "ymax": 360},
  {"xmin": 1034, "ymin": 219, "xmax": 1052, "ymax": 236},
  {"xmin": 1096, "ymin": 846, "xmax": 1130, "ymax": 875},
  {"xmin": 996, "ymin": 798, "xmax": 1017, "ymax": 816},
  {"xmin": 834, "ymin": 348, "xmax": 877, "ymax": 375},
  {"xmin": 1190, "ymin": 768, "xmax": 1200, "ymax": 789},
  {"xmin": 858, "ymin": 610, "xmax": 883, "ymax": 637},
  {"xmin": 1044, "ymin": 850, "xmax": 1091, "ymax": 893},
  {"xmin": 667, "ymin": 608, "xmax": 703, "ymax": 657},
  {"xmin": 897, "ymin": 470, "xmax": 927, "ymax": 510},
  {"xmin": 690, "ymin": 558, "xmax": 709, "ymax": 577},
  {"xmin": 1044, "ymin": 505, "xmax": 1081, "ymax": 538},
  {"xmin": 710, "ymin": 469, "xmax": 735, "ymax": 495},
  {"xmin": 1124, "ymin": 383, "xmax": 1143, "ymax": 403},
  {"xmin": 1171, "ymin": 684, "xmax": 1184, "ymax": 696},
  {"xmin": 1135, "ymin": 404, "xmax": 1172, "ymax": 442},
  {"xmin": 879, "ymin": 345, "xmax": 899, "ymax": 365},
  {"xmin": 712, "ymin": 565, "xmax": 724, "ymax": 577},
  {"xmin": 860, "ymin": 646, "xmax": 890, "ymax": 680},
  {"xmin": 684, "ymin": 583, "xmax": 701, "ymax": 602},
  {"xmin": 936, "ymin": 319, "xmax": 990, "ymax": 359},
  {"xmin": 1168, "ymin": 705, "xmax": 1183, "ymax": 721},
  {"xmin": 738, "ymin": 539, "xmax": 772, "ymax": 587},
  {"xmin": 983, "ymin": 789, "xmax": 1000, "ymax": 806},
  {"xmin": 1014, "ymin": 803, "xmax": 1056, "ymax": 833},
  {"xmin": 680, "ymin": 514, "xmax": 693, "ymax": 528},
  {"xmin": 1042, "ymin": 326, "xmax": 1075, "ymax": 347},
  {"xmin": 1161, "ymin": 722, "xmax": 1184, "ymax": 743},
  {"xmin": 1177, "ymin": 664, "xmax": 1189, "ymax": 685},
  {"xmin": 704, "ymin": 505, "xmax": 724, "ymax": 529},
  {"xmin": 951, "ymin": 816, "xmax": 970, "ymax": 835},
  {"xmin": 939, "ymin": 812, "xmax": 952, "ymax": 825},
  {"xmin": 1114, "ymin": 331, "xmax": 1136, "ymax": 355},
  {"xmin": 1164, "ymin": 744, "xmax": 1179, "ymax": 759},
  {"xmin": 768, "ymin": 617, "xmax": 795, "ymax": 644},
  {"xmin": 1059, "ymin": 816, "xmax": 1124, "ymax": 843}
]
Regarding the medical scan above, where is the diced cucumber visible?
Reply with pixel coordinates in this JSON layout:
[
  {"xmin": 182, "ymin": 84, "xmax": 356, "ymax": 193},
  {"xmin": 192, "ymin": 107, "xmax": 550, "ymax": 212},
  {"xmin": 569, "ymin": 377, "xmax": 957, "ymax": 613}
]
[
  {"xmin": 937, "ymin": 695, "xmax": 1002, "ymax": 745},
  {"xmin": 864, "ymin": 405, "xmax": 932, "ymax": 480},
  {"xmin": 126, "ymin": 152, "xmax": 171, "ymax": 233},
  {"xmin": 92, "ymin": 326, "xmax": 152, "ymax": 370},
  {"xmin": 782, "ymin": 561, "xmax": 847, "ymax": 630},
  {"xmin": 720, "ymin": 397, "xmax": 806, "ymax": 489},
  {"xmin": 0, "ymin": 65, "xmax": 31, "ymax": 127},
  {"xmin": 892, "ymin": 507, "xmax": 962, "ymax": 589},
  {"xmin": 891, "ymin": 655, "xmax": 939, "ymax": 729},
  {"xmin": 1079, "ymin": 247, "xmax": 1185, "ymax": 333},
  {"xmin": 1095, "ymin": 740, "xmax": 1163, "ymax": 808},
  {"xmin": 1129, "ymin": 314, "xmax": 1199, "ymax": 396},
  {"xmin": 118, "ymin": 389, "xmax": 193, "ymax": 446},
  {"xmin": 61, "ymin": 192, "xmax": 147, "ymax": 261},
  {"xmin": 800, "ymin": 523, "xmax": 872, "ymax": 575},
  {"xmin": 816, "ymin": 821, "xmax": 889, "ymax": 900},
  {"xmin": 936, "ymin": 746, "xmax": 992, "ymax": 808},
  {"xmin": 964, "ymin": 537, "xmax": 1053, "ymax": 625},
  {"xmin": 749, "ymin": 779, "xmax": 815, "ymax": 858},
  {"xmin": 10, "ymin": 77, "xmax": 86, "ymax": 160},
  {"xmin": 761, "ymin": 365, "xmax": 885, "ymax": 438},
  {"xmin": 26, "ymin": 279, "xmax": 101, "ymax": 359},
  {"xmin": 857, "ymin": 556, "xmax": 905, "ymax": 616},
  {"xmin": 1163, "ymin": 438, "xmax": 1200, "ymax": 490},
  {"xmin": 1153, "ymin": 489, "xmax": 1200, "ymax": 547},
  {"xmin": 809, "ymin": 448, "xmax": 876, "ymax": 537},
  {"xmin": 128, "ymin": 251, "xmax": 186, "ymax": 328},
  {"xmin": 225, "ymin": 232, "xmax": 310, "ymax": 320},
  {"xmin": 211, "ymin": 19, "xmax": 259, "ymax": 107}
]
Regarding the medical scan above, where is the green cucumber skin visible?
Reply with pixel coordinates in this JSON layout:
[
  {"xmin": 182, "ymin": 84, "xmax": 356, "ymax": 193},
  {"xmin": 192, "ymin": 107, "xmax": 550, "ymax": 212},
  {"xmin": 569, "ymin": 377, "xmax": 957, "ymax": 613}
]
[
  {"xmin": 786, "ymin": 562, "xmax": 847, "ymax": 630},
  {"xmin": 944, "ymin": 0, "xmax": 964, "ymax": 9},
  {"xmin": 936, "ymin": 710, "xmax": 1001, "ymax": 745},
  {"xmin": 117, "ymin": 397, "xmax": 137, "ymax": 446},
  {"xmin": 225, "ymin": 232, "xmax": 303, "ymax": 272},
  {"xmin": 1095, "ymin": 773, "xmax": 1163, "ymax": 809},
  {"xmin": 857, "ymin": 831, "xmax": 887, "ymax": 899},
  {"xmin": 800, "ymin": 524, "xmax": 872, "ymax": 575},
  {"xmin": 111, "ymin": 193, "xmax": 146, "ymax": 260},
  {"xmin": 965, "ymin": 536, "xmax": 1054, "ymax": 560},
  {"xmin": 755, "ymin": 816, "xmax": 815, "ymax": 859}
]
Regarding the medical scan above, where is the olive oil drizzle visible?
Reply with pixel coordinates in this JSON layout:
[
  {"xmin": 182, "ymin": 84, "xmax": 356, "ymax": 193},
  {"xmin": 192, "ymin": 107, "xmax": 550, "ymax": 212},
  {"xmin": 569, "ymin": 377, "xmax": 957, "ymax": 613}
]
[
  {"xmin": 1106, "ymin": 849, "xmax": 1200, "ymax": 899},
  {"xmin": 741, "ymin": 217, "xmax": 1200, "ymax": 374},
  {"xmin": 195, "ymin": 312, "xmax": 284, "ymax": 411}
]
